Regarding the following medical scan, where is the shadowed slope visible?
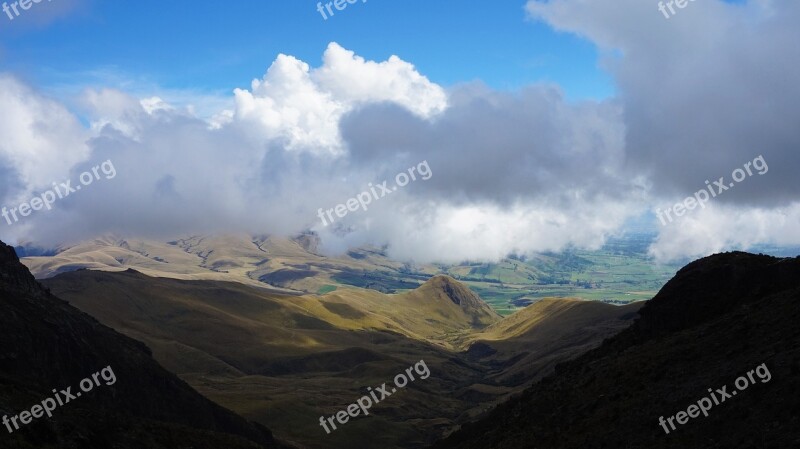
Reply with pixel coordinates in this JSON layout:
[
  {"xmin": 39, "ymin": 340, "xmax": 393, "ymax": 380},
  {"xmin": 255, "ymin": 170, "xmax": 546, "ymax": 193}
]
[
  {"xmin": 464, "ymin": 298, "xmax": 642, "ymax": 386},
  {"xmin": 42, "ymin": 268, "xmax": 501, "ymax": 448},
  {"xmin": 431, "ymin": 252, "xmax": 800, "ymax": 449},
  {"xmin": 0, "ymin": 240, "xmax": 289, "ymax": 449}
]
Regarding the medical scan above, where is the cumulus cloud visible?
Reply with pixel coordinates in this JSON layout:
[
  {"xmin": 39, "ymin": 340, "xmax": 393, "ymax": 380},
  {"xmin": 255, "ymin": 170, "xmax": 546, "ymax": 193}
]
[
  {"xmin": 0, "ymin": 44, "xmax": 449, "ymax": 249},
  {"xmin": 232, "ymin": 42, "xmax": 447, "ymax": 153},
  {"xmin": 341, "ymin": 86, "xmax": 631, "ymax": 206},
  {"xmin": 1, "ymin": 16, "xmax": 798, "ymax": 264},
  {"xmin": 315, "ymin": 83, "xmax": 652, "ymax": 262},
  {"xmin": 527, "ymin": 0, "xmax": 800, "ymax": 260},
  {"xmin": 649, "ymin": 203, "xmax": 800, "ymax": 262},
  {"xmin": 526, "ymin": 0, "xmax": 800, "ymax": 201},
  {"xmin": 0, "ymin": 42, "xmax": 640, "ymax": 260},
  {"xmin": 0, "ymin": 75, "xmax": 90, "ymax": 196},
  {"xmin": 316, "ymin": 199, "xmax": 636, "ymax": 263}
]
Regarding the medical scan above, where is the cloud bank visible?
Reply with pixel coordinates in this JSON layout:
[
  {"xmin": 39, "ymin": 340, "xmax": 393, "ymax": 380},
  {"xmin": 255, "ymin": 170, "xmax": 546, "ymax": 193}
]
[
  {"xmin": 1, "ymin": 1, "xmax": 799, "ymax": 263},
  {"xmin": 526, "ymin": 0, "xmax": 800, "ymax": 260}
]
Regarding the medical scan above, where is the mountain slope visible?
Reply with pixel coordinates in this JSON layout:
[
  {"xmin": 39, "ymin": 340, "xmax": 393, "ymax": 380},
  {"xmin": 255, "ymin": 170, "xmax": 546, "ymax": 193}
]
[
  {"xmin": 0, "ymin": 240, "xmax": 288, "ymax": 449},
  {"xmin": 464, "ymin": 298, "xmax": 642, "ymax": 386},
  {"xmin": 41, "ymin": 268, "xmax": 500, "ymax": 448},
  {"xmin": 20, "ymin": 234, "xmax": 439, "ymax": 295},
  {"xmin": 43, "ymin": 270, "xmax": 499, "ymax": 355},
  {"xmin": 19, "ymin": 234, "xmax": 677, "ymax": 314},
  {"xmin": 406, "ymin": 275, "xmax": 502, "ymax": 329},
  {"xmin": 431, "ymin": 252, "xmax": 800, "ymax": 449},
  {"xmin": 41, "ymin": 266, "xmax": 641, "ymax": 449}
]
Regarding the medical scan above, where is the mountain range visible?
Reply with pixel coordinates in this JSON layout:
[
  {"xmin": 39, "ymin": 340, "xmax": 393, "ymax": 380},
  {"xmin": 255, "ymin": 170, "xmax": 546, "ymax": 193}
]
[
  {"xmin": 432, "ymin": 252, "xmax": 800, "ymax": 448},
  {"xmin": 3, "ymin": 235, "xmax": 798, "ymax": 448}
]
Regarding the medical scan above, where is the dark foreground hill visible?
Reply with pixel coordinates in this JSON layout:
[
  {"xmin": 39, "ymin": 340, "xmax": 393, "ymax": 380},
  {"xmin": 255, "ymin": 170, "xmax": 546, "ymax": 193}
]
[
  {"xmin": 431, "ymin": 252, "xmax": 800, "ymax": 449},
  {"xmin": 0, "ymin": 240, "xmax": 289, "ymax": 449}
]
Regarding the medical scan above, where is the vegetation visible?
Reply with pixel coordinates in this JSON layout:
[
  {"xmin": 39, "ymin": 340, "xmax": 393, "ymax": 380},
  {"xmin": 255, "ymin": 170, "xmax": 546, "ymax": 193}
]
[{"xmin": 317, "ymin": 284, "xmax": 338, "ymax": 294}]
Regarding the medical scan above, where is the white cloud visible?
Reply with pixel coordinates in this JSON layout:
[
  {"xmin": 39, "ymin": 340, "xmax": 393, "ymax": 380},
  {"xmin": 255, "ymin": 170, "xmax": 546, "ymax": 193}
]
[
  {"xmin": 140, "ymin": 97, "xmax": 175, "ymax": 115},
  {"xmin": 316, "ymin": 199, "xmax": 639, "ymax": 263},
  {"xmin": 1, "ymin": 29, "xmax": 798, "ymax": 264},
  {"xmin": 232, "ymin": 42, "xmax": 447, "ymax": 154},
  {"xmin": 313, "ymin": 43, "xmax": 447, "ymax": 118},
  {"xmin": 0, "ymin": 75, "xmax": 90, "ymax": 194},
  {"xmin": 526, "ymin": 0, "xmax": 800, "ymax": 260},
  {"xmin": 649, "ymin": 204, "xmax": 800, "ymax": 262}
]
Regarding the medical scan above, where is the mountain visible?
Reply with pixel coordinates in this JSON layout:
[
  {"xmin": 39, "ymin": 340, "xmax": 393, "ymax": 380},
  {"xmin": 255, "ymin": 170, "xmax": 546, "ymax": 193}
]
[
  {"xmin": 0, "ymin": 240, "xmax": 289, "ymax": 449},
  {"xmin": 430, "ymin": 252, "xmax": 800, "ymax": 449},
  {"xmin": 19, "ymin": 234, "xmax": 679, "ymax": 314},
  {"xmin": 41, "ymin": 264, "xmax": 640, "ymax": 449},
  {"xmin": 403, "ymin": 275, "xmax": 501, "ymax": 329},
  {"xmin": 20, "ymin": 234, "xmax": 438, "ymax": 295},
  {"xmin": 463, "ymin": 298, "xmax": 642, "ymax": 386}
]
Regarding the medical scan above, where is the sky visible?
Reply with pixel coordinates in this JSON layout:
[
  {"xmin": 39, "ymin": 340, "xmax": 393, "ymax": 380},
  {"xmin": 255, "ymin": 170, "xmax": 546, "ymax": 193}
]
[
  {"xmin": 0, "ymin": 1, "xmax": 613, "ymax": 100},
  {"xmin": 0, "ymin": 0, "xmax": 798, "ymax": 264}
]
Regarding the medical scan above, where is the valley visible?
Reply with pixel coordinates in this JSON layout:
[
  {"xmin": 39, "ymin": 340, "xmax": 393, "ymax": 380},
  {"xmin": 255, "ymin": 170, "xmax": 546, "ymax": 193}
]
[
  {"xmin": 41, "ymin": 265, "xmax": 641, "ymax": 448},
  {"xmin": 4, "ymin": 236, "xmax": 798, "ymax": 448}
]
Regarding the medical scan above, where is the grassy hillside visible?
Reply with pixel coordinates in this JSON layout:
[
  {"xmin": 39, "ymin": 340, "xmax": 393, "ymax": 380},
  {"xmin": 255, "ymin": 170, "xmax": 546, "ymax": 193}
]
[
  {"xmin": 21, "ymin": 233, "xmax": 680, "ymax": 318},
  {"xmin": 431, "ymin": 253, "xmax": 800, "ymax": 448},
  {"xmin": 0, "ymin": 240, "xmax": 288, "ymax": 449},
  {"xmin": 463, "ymin": 299, "xmax": 642, "ymax": 386},
  {"xmin": 44, "ymin": 270, "xmax": 640, "ymax": 449}
]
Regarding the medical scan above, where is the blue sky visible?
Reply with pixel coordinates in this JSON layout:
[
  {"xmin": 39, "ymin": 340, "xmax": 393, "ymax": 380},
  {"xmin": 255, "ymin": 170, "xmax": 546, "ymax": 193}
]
[{"xmin": 0, "ymin": 0, "xmax": 613, "ymax": 100}]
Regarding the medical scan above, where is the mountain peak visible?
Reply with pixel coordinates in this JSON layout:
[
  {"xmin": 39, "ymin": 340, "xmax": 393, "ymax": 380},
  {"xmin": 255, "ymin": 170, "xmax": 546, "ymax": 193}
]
[
  {"xmin": 633, "ymin": 251, "xmax": 800, "ymax": 338},
  {"xmin": 412, "ymin": 275, "xmax": 501, "ymax": 328},
  {"xmin": 0, "ymin": 240, "xmax": 40, "ymax": 294},
  {"xmin": 422, "ymin": 275, "xmax": 470, "ymax": 304}
]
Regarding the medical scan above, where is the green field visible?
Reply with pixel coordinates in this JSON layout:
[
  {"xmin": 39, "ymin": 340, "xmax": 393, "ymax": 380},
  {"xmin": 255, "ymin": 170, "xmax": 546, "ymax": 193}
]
[
  {"xmin": 317, "ymin": 284, "xmax": 338, "ymax": 295},
  {"xmin": 330, "ymin": 233, "xmax": 681, "ymax": 316},
  {"xmin": 451, "ymin": 235, "xmax": 679, "ymax": 315},
  {"xmin": 460, "ymin": 249, "xmax": 677, "ymax": 315}
]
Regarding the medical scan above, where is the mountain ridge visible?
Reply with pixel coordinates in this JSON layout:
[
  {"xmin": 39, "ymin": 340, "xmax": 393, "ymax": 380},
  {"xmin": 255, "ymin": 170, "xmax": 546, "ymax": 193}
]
[
  {"xmin": 0, "ymin": 240, "xmax": 291, "ymax": 449},
  {"xmin": 430, "ymin": 252, "xmax": 800, "ymax": 448}
]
